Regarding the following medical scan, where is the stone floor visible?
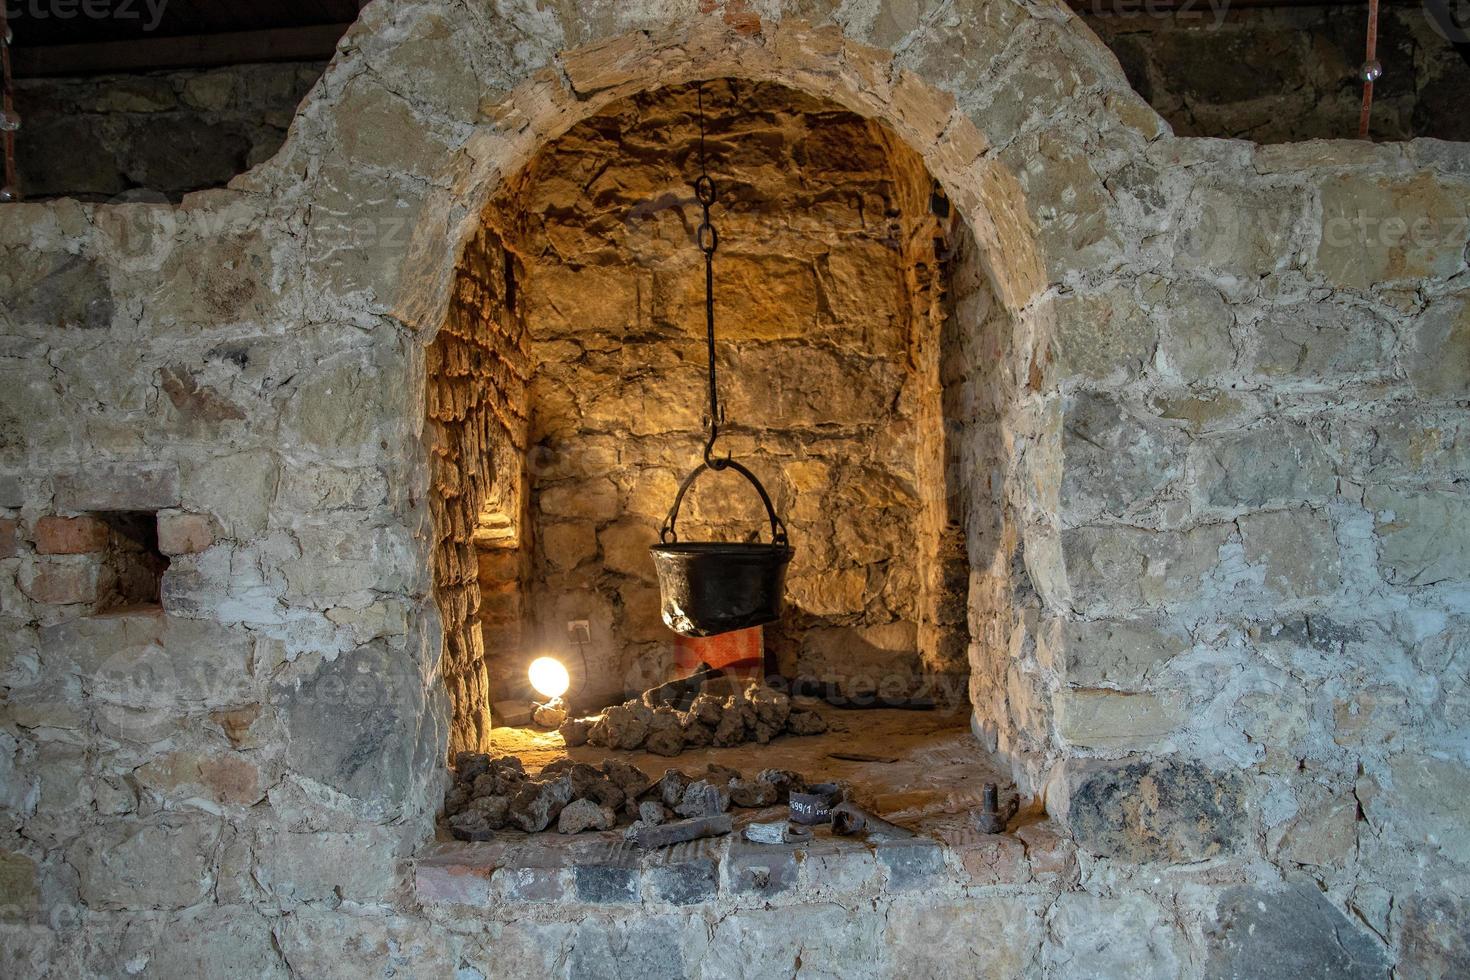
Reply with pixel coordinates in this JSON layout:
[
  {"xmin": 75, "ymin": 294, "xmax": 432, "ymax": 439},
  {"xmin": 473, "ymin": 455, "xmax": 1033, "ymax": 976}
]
[
  {"xmin": 417, "ymin": 708, "xmax": 1065, "ymax": 913},
  {"xmin": 486, "ymin": 705, "xmax": 1007, "ymax": 824}
]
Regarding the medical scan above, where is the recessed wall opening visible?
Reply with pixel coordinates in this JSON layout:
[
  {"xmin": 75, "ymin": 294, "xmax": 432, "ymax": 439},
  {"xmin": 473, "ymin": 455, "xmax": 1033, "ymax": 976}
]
[
  {"xmin": 93, "ymin": 511, "xmax": 170, "ymax": 611},
  {"xmin": 427, "ymin": 78, "xmax": 1015, "ymax": 838},
  {"xmin": 28, "ymin": 510, "xmax": 171, "ymax": 613}
]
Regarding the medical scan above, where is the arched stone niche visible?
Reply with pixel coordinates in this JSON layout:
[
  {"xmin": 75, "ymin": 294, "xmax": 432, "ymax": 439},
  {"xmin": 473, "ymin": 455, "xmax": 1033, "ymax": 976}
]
[
  {"xmin": 428, "ymin": 77, "xmax": 998, "ymax": 745},
  {"xmin": 381, "ymin": 15, "xmax": 1075, "ymax": 785}
]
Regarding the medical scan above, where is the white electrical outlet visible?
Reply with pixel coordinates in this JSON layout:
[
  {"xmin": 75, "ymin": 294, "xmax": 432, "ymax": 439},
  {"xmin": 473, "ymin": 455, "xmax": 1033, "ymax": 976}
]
[{"xmin": 567, "ymin": 619, "xmax": 591, "ymax": 644}]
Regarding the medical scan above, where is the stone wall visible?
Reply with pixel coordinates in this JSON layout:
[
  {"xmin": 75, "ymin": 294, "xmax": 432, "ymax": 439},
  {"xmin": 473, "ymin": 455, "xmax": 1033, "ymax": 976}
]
[
  {"xmin": 14, "ymin": 63, "xmax": 324, "ymax": 201},
  {"xmin": 476, "ymin": 80, "xmax": 982, "ymax": 707},
  {"xmin": 0, "ymin": 3, "xmax": 1467, "ymax": 977},
  {"xmin": 1084, "ymin": 4, "xmax": 1470, "ymax": 143},
  {"xmin": 900, "ymin": 135, "xmax": 977, "ymax": 683},
  {"xmin": 427, "ymin": 221, "xmax": 531, "ymax": 755},
  {"xmin": 945, "ymin": 219, "xmax": 1035, "ymax": 756},
  {"xmin": 1024, "ymin": 124, "xmax": 1470, "ymax": 970}
]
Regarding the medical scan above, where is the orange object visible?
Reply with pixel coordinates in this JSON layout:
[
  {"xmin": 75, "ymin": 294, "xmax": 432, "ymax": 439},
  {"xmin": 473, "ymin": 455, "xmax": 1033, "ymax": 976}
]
[{"xmin": 673, "ymin": 626, "xmax": 763, "ymax": 679}]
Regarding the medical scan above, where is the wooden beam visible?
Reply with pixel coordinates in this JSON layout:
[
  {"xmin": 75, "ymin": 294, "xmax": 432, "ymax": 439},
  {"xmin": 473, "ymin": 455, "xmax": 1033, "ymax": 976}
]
[{"xmin": 12, "ymin": 24, "xmax": 351, "ymax": 77}]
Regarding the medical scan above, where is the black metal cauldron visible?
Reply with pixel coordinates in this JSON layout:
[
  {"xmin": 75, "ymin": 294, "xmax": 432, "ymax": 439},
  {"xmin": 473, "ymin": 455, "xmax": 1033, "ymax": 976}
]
[{"xmin": 649, "ymin": 458, "xmax": 793, "ymax": 638}]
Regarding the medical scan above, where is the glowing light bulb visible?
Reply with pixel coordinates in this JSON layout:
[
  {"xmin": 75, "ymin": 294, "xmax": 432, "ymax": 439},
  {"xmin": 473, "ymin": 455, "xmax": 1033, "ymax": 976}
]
[{"xmin": 528, "ymin": 656, "xmax": 570, "ymax": 699}]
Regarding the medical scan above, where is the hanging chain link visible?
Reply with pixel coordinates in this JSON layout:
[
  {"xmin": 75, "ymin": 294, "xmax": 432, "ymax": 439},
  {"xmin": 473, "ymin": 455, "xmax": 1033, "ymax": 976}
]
[
  {"xmin": 655, "ymin": 82, "xmax": 790, "ymax": 549},
  {"xmin": 693, "ymin": 84, "xmax": 727, "ymax": 469}
]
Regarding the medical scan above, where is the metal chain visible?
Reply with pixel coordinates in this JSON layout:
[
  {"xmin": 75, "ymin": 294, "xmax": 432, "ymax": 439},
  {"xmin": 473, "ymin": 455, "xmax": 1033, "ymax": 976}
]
[
  {"xmin": 693, "ymin": 84, "xmax": 725, "ymax": 469},
  {"xmin": 657, "ymin": 82, "xmax": 790, "ymax": 549}
]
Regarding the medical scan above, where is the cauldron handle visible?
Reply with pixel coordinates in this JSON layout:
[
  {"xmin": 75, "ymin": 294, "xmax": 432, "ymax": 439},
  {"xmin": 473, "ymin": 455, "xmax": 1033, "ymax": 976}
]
[{"xmin": 659, "ymin": 459, "xmax": 789, "ymax": 546}]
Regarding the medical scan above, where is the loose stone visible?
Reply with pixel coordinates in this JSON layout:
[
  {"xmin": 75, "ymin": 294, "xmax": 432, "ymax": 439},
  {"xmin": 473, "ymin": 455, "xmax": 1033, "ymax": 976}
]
[
  {"xmin": 449, "ymin": 812, "xmax": 495, "ymax": 842},
  {"xmin": 675, "ymin": 779, "xmax": 731, "ymax": 818},
  {"xmin": 558, "ymin": 798, "xmax": 616, "ymax": 834},
  {"xmin": 626, "ymin": 813, "xmax": 734, "ymax": 849},
  {"xmin": 509, "ymin": 774, "xmax": 576, "ymax": 832}
]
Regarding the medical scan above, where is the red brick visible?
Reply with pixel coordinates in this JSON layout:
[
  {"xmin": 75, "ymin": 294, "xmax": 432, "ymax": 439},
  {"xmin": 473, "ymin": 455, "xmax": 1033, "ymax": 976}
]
[
  {"xmin": 34, "ymin": 516, "xmax": 110, "ymax": 555},
  {"xmin": 0, "ymin": 518, "xmax": 18, "ymax": 558},
  {"xmin": 157, "ymin": 512, "xmax": 212, "ymax": 556},
  {"xmin": 21, "ymin": 561, "xmax": 98, "ymax": 604},
  {"xmin": 136, "ymin": 751, "xmax": 263, "ymax": 807},
  {"xmin": 954, "ymin": 834, "xmax": 1029, "ymax": 885},
  {"xmin": 415, "ymin": 852, "xmax": 501, "ymax": 907},
  {"xmin": 1015, "ymin": 821, "xmax": 1079, "ymax": 885},
  {"xmin": 210, "ymin": 705, "xmax": 262, "ymax": 748},
  {"xmin": 205, "ymin": 756, "xmax": 263, "ymax": 805}
]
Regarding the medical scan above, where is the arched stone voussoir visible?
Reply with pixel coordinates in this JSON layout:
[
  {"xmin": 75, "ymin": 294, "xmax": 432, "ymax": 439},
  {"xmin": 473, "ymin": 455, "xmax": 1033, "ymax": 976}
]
[{"xmin": 385, "ymin": 15, "xmax": 1066, "ymax": 336}]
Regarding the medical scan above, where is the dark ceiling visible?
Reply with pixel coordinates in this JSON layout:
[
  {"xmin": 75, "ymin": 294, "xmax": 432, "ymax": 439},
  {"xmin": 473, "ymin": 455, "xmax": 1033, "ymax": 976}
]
[
  {"xmin": 8, "ymin": 0, "xmax": 360, "ymax": 76},
  {"xmin": 9, "ymin": 0, "xmax": 360, "ymax": 46},
  {"xmin": 6, "ymin": 0, "xmax": 1457, "ymax": 77},
  {"xmin": 0, "ymin": 0, "xmax": 1405, "ymax": 51}
]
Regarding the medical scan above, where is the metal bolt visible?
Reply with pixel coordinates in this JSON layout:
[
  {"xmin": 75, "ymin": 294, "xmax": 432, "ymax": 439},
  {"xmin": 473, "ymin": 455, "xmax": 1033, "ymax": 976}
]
[{"xmin": 973, "ymin": 781, "xmax": 1006, "ymax": 834}]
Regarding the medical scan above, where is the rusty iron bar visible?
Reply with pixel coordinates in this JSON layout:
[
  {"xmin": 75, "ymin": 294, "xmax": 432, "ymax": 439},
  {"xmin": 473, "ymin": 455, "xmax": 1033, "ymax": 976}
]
[
  {"xmin": 1, "ymin": 3, "xmax": 18, "ymax": 200},
  {"xmin": 830, "ymin": 801, "xmax": 917, "ymax": 839},
  {"xmin": 1358, "ymin": 0, "xmax": 1381, "ymax": 138}
]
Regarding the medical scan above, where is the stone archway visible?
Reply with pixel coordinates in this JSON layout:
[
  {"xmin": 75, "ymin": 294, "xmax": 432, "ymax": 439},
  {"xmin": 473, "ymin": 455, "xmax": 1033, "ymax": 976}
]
[
  {"xmin": 397, "ymin": 19, "xmax": 1061, "ymax": 784},
  {"xmin": 206, "ymin": 0, "xmax": 1183, "ymax": 820},
  {"xmin": 391, "ymin": 20, "xmax": 1051, "ymax": 330},
  {"xmin": 222, "ymin": 0, "xmax": 1170, "ymax": 802}
]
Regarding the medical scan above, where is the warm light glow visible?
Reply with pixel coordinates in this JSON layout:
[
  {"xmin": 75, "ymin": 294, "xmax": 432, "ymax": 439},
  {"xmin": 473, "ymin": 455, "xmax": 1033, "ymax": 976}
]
[{"xmin": 528, "ymin": 656, "xmax": 570, "ymax": 699}]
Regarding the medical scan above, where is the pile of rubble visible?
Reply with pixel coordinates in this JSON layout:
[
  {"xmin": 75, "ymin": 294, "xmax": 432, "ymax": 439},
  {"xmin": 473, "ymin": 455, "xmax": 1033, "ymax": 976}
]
[
  {"xmin": 443, "ymin": 753, "xmax": 812, "ymax": 841},
  {"xmin": 557, "ymin": 685, "xmax": 827, "ymax": 757}
]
